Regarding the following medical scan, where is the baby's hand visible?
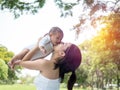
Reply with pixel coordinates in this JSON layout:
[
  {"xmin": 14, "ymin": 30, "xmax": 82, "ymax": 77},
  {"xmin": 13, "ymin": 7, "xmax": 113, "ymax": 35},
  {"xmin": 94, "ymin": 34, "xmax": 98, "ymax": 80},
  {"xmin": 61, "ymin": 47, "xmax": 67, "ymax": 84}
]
[
  {"xmin": 41, "ymin": 48, "xmax": 46, "ymax": 54},
  {"xmin": 8, "ymin": 61, "xmax": 16, "ymax": 70},
  {"xmin": 8, "ymin": 62, "xmax": 15, "ymax": 70},
  {"xmin": 8, "ymin": 55, "xmax": 20, "ymax": 69},
  {"xmin": 9, "ymin": 60, "xmax": 21, "ymax": 70},
  {"xmin": 8, "ymin": 62, "xmax": 13, "ymax": 69}
]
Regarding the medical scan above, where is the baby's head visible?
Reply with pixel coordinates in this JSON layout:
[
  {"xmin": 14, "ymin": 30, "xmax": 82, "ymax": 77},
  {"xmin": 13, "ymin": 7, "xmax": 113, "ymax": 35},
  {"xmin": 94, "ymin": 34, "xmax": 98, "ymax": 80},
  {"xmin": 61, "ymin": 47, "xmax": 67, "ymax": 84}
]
[{"xmin": 49, "ymin": 27, "xmax": 64, "ymax": 46}]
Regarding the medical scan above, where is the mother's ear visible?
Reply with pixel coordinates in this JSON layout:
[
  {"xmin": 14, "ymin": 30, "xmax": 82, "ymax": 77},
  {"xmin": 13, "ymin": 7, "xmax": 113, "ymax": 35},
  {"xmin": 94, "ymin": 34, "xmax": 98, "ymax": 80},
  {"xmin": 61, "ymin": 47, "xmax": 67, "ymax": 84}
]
[{"xmin": 59, "ymin": 51, "xmax": 65, "ymax": 57}]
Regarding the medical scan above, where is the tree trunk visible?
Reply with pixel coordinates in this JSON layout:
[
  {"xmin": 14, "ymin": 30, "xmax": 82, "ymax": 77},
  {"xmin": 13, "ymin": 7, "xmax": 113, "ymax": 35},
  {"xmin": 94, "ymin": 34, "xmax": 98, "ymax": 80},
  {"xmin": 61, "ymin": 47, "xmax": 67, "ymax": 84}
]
[{"xmin": 117, "ymin": 70, "xmax": 119, "ymax": 90}]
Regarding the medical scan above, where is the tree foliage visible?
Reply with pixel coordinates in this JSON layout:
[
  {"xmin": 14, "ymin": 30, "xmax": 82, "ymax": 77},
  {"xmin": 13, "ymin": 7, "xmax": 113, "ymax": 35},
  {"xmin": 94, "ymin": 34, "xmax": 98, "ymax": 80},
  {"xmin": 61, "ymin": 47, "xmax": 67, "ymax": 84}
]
[
  {"xmin": 0, "ymin": 0, "xmax": 119, "ymax": 19},
  {"xmin": 0, "ymin": 59, "xmax": 8, "ymax": 80},
  {"xmin": 79, "ymin": 12, "xmax": 120, "ymax": 88},
  {"xmin": 0, "ymin": 0, "xmax": 46, "ymax": 18},
  {"xmin": 0, "ymin": 44, "xmax": 14, "ymax": 62},
  {"xmin": 0, "ymin": 44, "xmax": 18, "ymax": 84}
]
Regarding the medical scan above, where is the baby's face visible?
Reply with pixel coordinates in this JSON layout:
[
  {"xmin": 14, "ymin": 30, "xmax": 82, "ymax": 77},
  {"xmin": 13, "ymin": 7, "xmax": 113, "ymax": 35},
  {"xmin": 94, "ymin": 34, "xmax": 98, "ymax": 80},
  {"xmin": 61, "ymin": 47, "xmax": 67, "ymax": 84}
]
[{"xmin": 50, "ymin": 33, "xmax": 63, "ymax": 46}]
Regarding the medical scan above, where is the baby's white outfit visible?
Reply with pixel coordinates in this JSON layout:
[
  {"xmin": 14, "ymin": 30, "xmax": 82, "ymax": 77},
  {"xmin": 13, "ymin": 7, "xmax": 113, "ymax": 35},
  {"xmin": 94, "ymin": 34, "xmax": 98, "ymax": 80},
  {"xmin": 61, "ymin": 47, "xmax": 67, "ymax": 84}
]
[{"xmin": 25, "ymin": 34, "xmax": 53, "ymax": 60}]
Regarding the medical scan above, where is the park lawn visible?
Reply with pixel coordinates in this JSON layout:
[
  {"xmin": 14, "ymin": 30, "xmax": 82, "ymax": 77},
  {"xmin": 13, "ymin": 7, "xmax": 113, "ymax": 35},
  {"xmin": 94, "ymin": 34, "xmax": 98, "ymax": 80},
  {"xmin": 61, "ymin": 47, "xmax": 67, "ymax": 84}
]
[
  {"xmin": 0, "ymin": 84, "xmax": 82, "ymax": 90},
  {"xmin": 0, "ymin": 84, "xmax": 118, "ymax": 90},
  {"xmin": 0, "ymin": 84, "xmax": 36, "ymax": 90}
]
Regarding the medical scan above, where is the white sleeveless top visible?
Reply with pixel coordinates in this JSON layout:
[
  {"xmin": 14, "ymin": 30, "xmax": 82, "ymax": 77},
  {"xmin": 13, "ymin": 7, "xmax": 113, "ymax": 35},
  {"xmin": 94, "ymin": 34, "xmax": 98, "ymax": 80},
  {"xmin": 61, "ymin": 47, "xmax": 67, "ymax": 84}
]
[{"xmin": 34, "ymin": 73, "xmax": 60, "ymax": 90}]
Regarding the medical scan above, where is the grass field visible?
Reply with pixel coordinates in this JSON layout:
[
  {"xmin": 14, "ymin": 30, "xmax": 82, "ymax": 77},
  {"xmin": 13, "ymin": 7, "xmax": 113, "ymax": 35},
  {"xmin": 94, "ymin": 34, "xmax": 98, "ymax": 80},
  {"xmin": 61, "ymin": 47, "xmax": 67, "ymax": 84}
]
[
  {"xmin": 0, "ymin": 84, "xmax": 36, "ymax": 90},
  {"xmin": 0, "ymin": 84, "xmax": 81, "ymax": 90},
  {"xmin": 0, "ymin": 84, "xmax": 118, "ymax": 90}
]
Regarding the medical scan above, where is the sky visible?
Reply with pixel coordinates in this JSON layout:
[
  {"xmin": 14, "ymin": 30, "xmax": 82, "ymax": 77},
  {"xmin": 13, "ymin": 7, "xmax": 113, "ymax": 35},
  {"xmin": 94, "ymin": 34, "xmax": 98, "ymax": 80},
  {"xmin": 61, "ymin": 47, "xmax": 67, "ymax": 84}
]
[
  {"xmin": 0, "ymin": 0, "xmax": 95, "ymax": 76},
  {"xmin": 0, "ymin": 0, "xmax": 95, "ymax": 54}
]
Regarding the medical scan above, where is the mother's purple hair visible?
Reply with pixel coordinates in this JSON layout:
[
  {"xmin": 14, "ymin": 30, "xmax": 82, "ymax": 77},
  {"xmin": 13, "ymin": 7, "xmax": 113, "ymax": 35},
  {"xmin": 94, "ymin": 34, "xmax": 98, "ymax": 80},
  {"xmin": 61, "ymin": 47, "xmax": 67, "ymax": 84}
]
[{"xmin": 59, "ymin": 44, "xmax": 82, "ymax": 90}]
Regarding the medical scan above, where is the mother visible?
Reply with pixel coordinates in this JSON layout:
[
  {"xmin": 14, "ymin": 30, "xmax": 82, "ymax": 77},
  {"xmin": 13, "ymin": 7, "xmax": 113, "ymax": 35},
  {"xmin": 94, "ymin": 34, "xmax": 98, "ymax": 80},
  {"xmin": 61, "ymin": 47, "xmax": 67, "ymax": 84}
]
[{"xmin": 14, "ymin": 42, "xmax": 82, "ymax": 90}]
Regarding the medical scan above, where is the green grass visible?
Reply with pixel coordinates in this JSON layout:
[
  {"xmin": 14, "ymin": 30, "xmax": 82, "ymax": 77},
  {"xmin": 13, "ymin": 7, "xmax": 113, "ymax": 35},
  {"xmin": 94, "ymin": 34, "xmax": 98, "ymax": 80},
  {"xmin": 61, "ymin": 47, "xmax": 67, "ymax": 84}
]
[
  {"xmin": 0, "ymin": 84, "xmax": 36, "ymax": 90},
  {"xmin": 0, "ymin": 84, "xmax": 118, "ymax": 90},
  {"xmin": 0, "ymin": 84, "xmax": 81, "ymax": 90}
]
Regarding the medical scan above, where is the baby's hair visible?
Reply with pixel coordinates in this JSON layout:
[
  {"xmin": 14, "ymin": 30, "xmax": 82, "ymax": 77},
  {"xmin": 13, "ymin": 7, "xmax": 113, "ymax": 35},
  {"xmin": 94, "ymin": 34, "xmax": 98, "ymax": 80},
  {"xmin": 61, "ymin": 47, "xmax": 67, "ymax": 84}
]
[{"xmin": 49, "ymin": 27, "xmax": 64, "ymax": 37}]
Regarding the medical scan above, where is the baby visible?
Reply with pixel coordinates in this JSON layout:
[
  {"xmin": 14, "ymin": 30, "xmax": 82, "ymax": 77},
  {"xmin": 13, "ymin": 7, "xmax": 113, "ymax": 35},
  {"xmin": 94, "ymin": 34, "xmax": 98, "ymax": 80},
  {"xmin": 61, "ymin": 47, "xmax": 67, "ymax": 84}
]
[{"xmin": 9, "ymin": 26, "xmax": 64, "ymax": 69}]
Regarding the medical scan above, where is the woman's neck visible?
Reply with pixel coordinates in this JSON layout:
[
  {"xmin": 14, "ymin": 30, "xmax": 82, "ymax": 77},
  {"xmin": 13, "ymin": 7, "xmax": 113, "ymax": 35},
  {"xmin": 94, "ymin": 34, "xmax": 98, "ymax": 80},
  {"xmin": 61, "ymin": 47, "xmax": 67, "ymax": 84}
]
[{"xmin": 50, "ymin": 54, "xmax": 58, "ymax": 64}]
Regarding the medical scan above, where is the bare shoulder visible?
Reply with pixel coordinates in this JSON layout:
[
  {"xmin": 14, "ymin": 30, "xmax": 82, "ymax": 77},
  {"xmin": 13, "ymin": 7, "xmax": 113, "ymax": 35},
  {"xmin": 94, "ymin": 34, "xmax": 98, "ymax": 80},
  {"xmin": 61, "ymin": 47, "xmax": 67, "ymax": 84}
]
[
  {"xmin": 35, "ymin": 59, "xmax": 49, "ymax": 65},
  {"xmin": 34, "ymin": 59, "xmax": 50, "ymax": 70}
]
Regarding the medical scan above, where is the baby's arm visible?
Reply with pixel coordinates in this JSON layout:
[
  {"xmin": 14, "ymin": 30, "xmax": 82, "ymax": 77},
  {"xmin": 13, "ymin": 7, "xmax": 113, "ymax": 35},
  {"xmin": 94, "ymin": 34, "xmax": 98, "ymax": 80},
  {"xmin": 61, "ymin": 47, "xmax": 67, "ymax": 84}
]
[
  {"xmin": 8, "ymin": 49, "xmax": 29, "ymax": 69},
  {"xmin": 22, "ymin": 45, "xmax": 39, "ymax": 61},
  {"xmin": 22, "ymin": 37, "xmax": 43, "ymax": 61}
]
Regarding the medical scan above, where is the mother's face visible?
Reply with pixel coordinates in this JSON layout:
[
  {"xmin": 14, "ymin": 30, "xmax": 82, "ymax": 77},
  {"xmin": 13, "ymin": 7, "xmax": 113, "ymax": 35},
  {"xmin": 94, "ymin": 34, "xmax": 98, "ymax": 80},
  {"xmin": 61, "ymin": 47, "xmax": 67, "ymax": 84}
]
[{"xmin": 54, "ymin": 43, "xmax": 72, "ymax": 53}]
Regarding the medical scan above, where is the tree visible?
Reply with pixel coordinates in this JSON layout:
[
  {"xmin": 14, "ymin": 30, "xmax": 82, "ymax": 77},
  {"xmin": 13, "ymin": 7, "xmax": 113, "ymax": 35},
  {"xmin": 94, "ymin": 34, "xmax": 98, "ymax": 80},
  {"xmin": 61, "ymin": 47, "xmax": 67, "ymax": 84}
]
[
  {"xmin": 73, "ymin": 0, "xmax": 120, "ymax": 36},
  {"xmin": 0, "ymin": 59, "xmax": 8, "ymax": 80},
  {"xmin": 79, "ymin": 40, "xmax": 96, "ymax": 89},
  {"xmin": 0, "ymin": 0, "xmax": 46, "ymax": 18},
  {"xmin": 0, "ymin": 44, "xmax": 18, "ymax": 84},
  {"xmin": 0, "ymin": 44, "xmax": 14, "ymax": 62},
  {"xmin": 0, "ymin": 0, "xmax": 78, "ymax": 18},
  {"xmin": 0, "ymin": 0, "xmax": 119, "ymax": 19},
  {"xmin": 0, "ymin": 0, "xmax": 119, "ymax": 39},
  {"xmin": 78, "ymin": 12, "xmax": 120, "ymax": 89}
]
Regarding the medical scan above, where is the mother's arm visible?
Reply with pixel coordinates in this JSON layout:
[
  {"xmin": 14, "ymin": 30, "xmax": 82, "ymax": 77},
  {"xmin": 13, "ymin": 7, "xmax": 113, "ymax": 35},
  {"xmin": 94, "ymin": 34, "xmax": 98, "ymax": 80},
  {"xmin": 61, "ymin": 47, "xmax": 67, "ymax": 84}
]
[{"xmin": 14, "ymin": 59, "xmax": 46, "ymax": 70}]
